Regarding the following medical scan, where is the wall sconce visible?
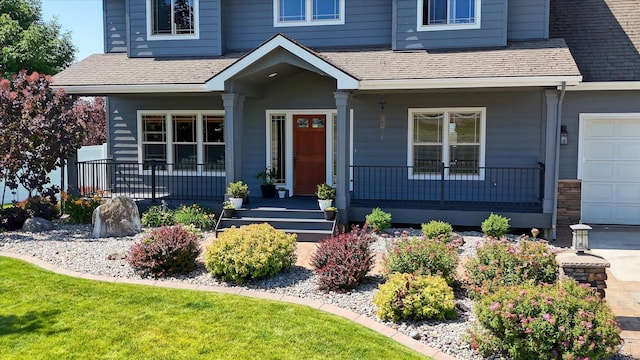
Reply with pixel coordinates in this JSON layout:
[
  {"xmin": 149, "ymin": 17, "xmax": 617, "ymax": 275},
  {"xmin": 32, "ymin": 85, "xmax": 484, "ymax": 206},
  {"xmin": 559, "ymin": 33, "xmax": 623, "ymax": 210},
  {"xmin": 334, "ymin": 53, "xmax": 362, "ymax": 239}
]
[
  {"xmin": 570, "ymin": 223, "xmax": 591, "ymax": 253},
  {"xmin": 560, "ymin": 125, "xmax": 568, "ymax": 145}
]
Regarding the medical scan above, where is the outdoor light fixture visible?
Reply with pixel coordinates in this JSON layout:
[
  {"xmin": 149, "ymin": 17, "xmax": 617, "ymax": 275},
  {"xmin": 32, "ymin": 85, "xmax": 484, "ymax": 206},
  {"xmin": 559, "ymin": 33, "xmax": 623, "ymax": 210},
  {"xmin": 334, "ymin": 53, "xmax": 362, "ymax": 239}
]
[
  {"xmin": 570, "ymin": 223, "xmax": 591, "ymax": 253},
  {"xmin": 560, "ymin": 125, "xmax": 568, "ymax": 145},
  {"xmin": 268, "ymin": 72, "xmax": 278, "ymax": 78}
]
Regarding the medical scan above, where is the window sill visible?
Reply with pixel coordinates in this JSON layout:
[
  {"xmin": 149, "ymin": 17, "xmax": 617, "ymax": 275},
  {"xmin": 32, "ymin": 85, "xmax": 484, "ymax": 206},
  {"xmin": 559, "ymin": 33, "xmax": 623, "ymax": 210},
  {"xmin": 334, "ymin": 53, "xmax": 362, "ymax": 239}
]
[
  {"xmin": 417, "ymin": 23, "xmax": 480, "ymax": 32},
  {"xmin": 147, "ymin": 33, "xmax": 200, "ymax": 41}
]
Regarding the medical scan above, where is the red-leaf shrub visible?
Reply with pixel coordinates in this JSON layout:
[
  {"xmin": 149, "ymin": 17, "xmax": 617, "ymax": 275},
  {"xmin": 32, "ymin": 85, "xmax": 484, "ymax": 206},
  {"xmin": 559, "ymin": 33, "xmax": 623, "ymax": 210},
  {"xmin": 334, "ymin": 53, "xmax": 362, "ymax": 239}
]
[
  {"xmin": 19, "ymin": 195, "xmax": 58, "ymax": 220},
  {"xmin": 0, "ymin": 207, "xmax": 29, "ymax": 231},
  {"xmin": 311, "ymin": 225, "xmax": 375, "ymax": 292},
  {"xmin": 126, "ymin": 225, "xmax": 200, "ymax": 278}
]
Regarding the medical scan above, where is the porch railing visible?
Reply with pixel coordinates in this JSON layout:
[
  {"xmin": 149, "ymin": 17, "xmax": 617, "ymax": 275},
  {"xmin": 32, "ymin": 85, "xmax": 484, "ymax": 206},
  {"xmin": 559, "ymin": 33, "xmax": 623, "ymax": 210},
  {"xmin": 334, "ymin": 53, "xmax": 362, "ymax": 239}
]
[
  {"xmin": 76, "ymin": 159, "xmax": 226, "ymax": 202},
  {"xmin": 350, "ymin": 163, "xmax": 545, "ymax": 212}
]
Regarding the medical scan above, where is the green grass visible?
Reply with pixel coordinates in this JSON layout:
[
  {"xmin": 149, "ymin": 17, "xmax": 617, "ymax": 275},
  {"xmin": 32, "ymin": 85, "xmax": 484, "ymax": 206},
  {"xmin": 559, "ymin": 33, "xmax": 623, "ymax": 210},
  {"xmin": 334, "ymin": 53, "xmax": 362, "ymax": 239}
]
[{"xmin": 0, "ymin": 257, "xmax": 430, "ymax": 360}]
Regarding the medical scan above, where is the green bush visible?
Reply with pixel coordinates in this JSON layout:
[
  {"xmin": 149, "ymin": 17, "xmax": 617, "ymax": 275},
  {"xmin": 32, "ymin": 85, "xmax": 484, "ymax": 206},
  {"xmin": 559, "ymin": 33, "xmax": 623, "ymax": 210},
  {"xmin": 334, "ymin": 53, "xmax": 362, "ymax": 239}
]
[
  {"xmin": 141, "ymin": 205, "xmax": 175, "ymax": 228},
  {"xmin": 465, "ymin": 238, "xmax": 558, "ymax": 297},
  {"xmin": 174, "ymin": 204, "xmax": 216, "ymax": 230},
  {"xmin": 227, "ymin": 181, "xmax": 249, "ymax": 199},
  {"xmin": 365, "ymin": 207, "xmax": 391, "ymax": 233},
  {"xmin": 481, "ymin": 213, "xmax": 510, "ymax": 238},
  {"xmin": 204, "ymin": 223, "xmax": 297, "ymax": 284},
  {"xmin": 383, "ymin": 235, "xmax": 459, "ymax": 285},
  {"xmin": 61, "ymin": 191, "xmax": 103, "ymax": 224},
  {"xmin": 373, "ymin": 273, "xmax": 456, "ymax": 321},
  {"xmin": 469, "ymin": 280, "xmax": 622, "ymax": 360},
  {"xmin": 421, "ymin": 220, "xmax": 453, "ymax": 241},
  {"xmin": 126, "ymin": 225, "xmax": 201, "ymax": 278}
]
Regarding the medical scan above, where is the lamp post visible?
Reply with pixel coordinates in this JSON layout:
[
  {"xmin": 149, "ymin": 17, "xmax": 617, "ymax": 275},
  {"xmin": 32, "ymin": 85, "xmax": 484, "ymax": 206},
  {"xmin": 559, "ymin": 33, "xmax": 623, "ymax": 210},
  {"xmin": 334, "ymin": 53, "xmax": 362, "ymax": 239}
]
[{"xmin": 570, "ymin": 223, "xmax": 591, "ymax": 253}]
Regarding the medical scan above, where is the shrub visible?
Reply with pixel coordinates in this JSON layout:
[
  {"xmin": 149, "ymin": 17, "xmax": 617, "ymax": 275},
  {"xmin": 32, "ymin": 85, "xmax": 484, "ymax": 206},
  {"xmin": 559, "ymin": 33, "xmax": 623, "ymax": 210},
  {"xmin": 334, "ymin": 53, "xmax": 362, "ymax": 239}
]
[
  {"xmin": 315, "ymin": 183, "xmax": 336, "ymax": 200},
  {"xmin": 141, "ymin": 204, "xmax": 175, "ymax": 228},
  {"xmin": 19, "ymin": 195, "xmax": 59, "ymax": 220},
  {"xmin": 365, "ymin": 207, "xmax": 391, "ymax": 233},
  {"xmin": 373, "ymin": 273, "xmax": 456, "ymax": 321},
  {"xmin": 226, "ymin": 181, "xmax": 249, "ymax": 199},
  {"xmin": 383, "ymin": 235, "xmax": 459, "ymax": 285},
  {"xmin": 204, "ymin": 223, "xmax": 297, "ymax": 284},
  {"xmin": 421, "ymin": 220, "xmax": 453, "ymax": 241},
  {"xmin": 481, "ymin": 213, "xmax": 510, "ymax": 238},
  {"xmin": 465, "ymin": 238, "xmax": 558, "ymax": 297},
  {"xmin": 126, "ymin": 225, "xmax": 200, "ymax": 278},
  {"xmin": 468, "ymin": 280, "xmax": 622, "ymax": 360},
  {"xmin": 60, "ymin": 191, "xmax": 102, "ymax": 224},
  {"xmin": 311, "ymin": 225, "xmax": 375, "ymax": 292},
  {"xmin": 0, "ymin": 207, "xmax": 30, "ymax": 231},
  {"xmin": 174, "ymin": 204, "xmax": 215, "ymax": 230}
]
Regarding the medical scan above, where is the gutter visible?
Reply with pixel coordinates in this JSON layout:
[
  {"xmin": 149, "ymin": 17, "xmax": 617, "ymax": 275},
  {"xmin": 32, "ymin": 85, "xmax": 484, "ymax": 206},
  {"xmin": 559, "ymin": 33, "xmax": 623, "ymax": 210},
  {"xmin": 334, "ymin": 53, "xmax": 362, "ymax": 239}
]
[{"xmin": 552, "ymin": 81, "xmax": 566, "ymax": 240}]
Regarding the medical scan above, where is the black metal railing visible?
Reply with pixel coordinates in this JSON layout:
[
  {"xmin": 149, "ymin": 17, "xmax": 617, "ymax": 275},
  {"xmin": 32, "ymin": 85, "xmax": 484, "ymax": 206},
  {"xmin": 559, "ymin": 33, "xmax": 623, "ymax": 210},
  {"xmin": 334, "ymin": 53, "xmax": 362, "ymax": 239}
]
[
  {"xmin": 350, "ymin": 163, "xmax": 545, "ymax": 212},
  {"xmin": 76, "ymin": 159, "xmax": 226, "ymax": 202}
]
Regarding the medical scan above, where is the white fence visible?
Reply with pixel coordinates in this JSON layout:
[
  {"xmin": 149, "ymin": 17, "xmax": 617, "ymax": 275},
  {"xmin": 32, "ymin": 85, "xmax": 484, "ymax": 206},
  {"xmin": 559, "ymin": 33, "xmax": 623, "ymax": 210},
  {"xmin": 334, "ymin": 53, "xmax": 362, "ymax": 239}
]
[{"xmin": 0, "ymin": 143, "xmax": 107, "ymax": 205}]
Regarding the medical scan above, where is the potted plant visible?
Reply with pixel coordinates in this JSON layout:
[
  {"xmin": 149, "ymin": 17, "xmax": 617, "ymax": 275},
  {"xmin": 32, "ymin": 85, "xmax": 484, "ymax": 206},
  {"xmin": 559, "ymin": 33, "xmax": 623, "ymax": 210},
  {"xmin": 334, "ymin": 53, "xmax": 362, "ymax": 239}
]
[
  {"xmin": 277, "ymin": 186, "xmax": 287, "ymax": 199},
  {"xmin": 323, "ymin": 206, "xmax": 337, "ymax": 220},
  {"xmin": 227, "ymin": 181, "xmax": 249, "ymax": 208},
  {"xmin": 316, "ymin": 183, "xmax": 336, "ymax": 210},
  {"xmin": 221, "ymin": 201, "xmax": 236, "ymax": 218},
  {"xmin": 255, "ymin": 167, "xmax": 278, "ymax": 198}
]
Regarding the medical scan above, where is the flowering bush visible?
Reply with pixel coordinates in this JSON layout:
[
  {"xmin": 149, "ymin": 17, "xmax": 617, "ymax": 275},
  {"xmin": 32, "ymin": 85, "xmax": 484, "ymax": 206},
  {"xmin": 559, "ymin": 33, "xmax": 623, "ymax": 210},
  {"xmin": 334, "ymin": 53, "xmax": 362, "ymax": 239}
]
[
  {"xmin": 61, "ymin": 191, "xmax": 102, "ymax": 224},
  {"xmin": 421, "ymin": 220, "xmax": 453, "ymax": 241},
  {"xmin": 311, "ymin": 225, "xmax": 375, "ymax": 292},
  {"xmin": 383, "ymin": 235, "xmax": 459, "ymax": 285},
  {"xmin": 468, "ymin": 280, "xmax": 622, "ymax": 360},
  {"xmin": 465, "ymin": 238, "xmax": 558, "ymax": 297},
  {"xmin": 173, "ymin": 204, "xmax": 216, "ymax": 230},
  {"xmin": 204, "ymin": 223, "xmax": 297, "ymax": 284},
  {"xmin": 126, "ymin": 225, "xmax": 200, "ymax": 278},
  {"xmin": 141, "ymin": 204, "xmax": 175, "ymax": 228},
  {"xmin": 481, "ymin": 213, "xmax": 510, "ymax": 238},
  {"xmin": 373, "ymin": 273, "xmax": 457, "ymax": 321}
]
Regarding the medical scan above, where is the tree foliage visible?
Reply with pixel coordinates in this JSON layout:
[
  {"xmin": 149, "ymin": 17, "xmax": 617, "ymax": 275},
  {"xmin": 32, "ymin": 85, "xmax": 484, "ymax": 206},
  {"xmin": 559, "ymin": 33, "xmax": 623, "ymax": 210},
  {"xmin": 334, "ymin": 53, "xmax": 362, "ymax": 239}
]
[
  {"xmin": 0, "ymin": 0, "xmax": 75, "ymax": 76},
  {"xmin": 77, "ymin": 96, "xmax": 106, "ymax": 146},
  {"xmin": 0, "ymin": 70, "xmax": 89, "ymax": 200}
]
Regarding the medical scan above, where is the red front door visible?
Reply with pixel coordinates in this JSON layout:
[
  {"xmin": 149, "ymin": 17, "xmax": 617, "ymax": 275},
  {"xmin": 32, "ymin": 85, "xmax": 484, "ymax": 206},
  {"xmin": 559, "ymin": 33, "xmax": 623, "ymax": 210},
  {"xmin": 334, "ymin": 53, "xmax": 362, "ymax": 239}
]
[{"xmin": 293, "ymin": 115, "xmax": 326, "ymax": 195}]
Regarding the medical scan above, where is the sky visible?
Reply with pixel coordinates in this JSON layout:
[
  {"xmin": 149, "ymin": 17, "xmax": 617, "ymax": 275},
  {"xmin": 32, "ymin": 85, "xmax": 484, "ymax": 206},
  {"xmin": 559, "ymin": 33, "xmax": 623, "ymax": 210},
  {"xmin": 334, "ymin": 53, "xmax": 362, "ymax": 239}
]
[{"xmin": 41, "ymin": 0, "xmax": 104, "ymax": 62}]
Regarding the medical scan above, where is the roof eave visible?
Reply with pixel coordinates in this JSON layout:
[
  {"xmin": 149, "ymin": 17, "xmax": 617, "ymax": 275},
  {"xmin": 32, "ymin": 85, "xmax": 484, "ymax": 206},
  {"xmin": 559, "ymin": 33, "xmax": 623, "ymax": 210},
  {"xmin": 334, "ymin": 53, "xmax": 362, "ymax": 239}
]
[
  {"xmin": 50, "ymin": 84, "xmax": 208, "ymax": 95},
  {"xmin": 561, "ymin": 81, "xmax": 640, "ymax": 91},
  {"xmin": 359, "ymin": 76, "xmax": 583, "ymax": 91}
]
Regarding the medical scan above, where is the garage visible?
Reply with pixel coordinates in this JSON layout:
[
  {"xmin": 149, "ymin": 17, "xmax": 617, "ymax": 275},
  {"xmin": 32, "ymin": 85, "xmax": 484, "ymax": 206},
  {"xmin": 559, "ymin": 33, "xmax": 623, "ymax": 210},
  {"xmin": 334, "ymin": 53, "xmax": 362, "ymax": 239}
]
[{"xmin": 579, "ymin": 114, "xmax": 640, "ymax": 225}]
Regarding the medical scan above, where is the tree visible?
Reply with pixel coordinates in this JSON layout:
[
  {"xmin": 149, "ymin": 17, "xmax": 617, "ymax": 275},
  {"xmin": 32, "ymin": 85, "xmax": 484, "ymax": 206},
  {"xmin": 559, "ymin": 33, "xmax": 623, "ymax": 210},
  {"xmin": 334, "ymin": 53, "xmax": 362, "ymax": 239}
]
[
  {"xmin": 0, "ymin": 70, "xmax": 89, "ymax": 202},
  {"xmin": 77, "ymin": 97, "xmax": 106, "ymax": 146},
  {"xmin": 0, "ymin": 0, "xmax": 75, "ymax": 76}
]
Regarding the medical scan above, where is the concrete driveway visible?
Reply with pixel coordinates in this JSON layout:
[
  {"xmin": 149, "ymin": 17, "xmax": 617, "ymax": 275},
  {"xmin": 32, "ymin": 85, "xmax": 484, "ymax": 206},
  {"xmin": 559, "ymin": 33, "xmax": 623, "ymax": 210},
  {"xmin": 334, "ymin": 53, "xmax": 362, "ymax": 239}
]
[{"xmin": 587, "ymin": 226, "xmax": 640, "ymax": 283}]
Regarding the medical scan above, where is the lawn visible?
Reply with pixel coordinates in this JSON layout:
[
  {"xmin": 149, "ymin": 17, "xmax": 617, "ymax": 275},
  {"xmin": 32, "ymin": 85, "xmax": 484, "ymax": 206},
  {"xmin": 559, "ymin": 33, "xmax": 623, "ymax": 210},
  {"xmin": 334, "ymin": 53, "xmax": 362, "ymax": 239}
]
[{"xmin": 0, "ymin": 257, "xmax": 429, "ymax": 360}]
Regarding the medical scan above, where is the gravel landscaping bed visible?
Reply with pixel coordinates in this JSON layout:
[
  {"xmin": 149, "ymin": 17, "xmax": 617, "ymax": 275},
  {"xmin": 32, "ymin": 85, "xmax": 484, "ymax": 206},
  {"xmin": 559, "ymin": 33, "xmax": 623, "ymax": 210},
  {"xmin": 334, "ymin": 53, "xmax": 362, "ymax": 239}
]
[{"xmin": 0, "ymin": 224, "xmax": 634, "ymax": 360}]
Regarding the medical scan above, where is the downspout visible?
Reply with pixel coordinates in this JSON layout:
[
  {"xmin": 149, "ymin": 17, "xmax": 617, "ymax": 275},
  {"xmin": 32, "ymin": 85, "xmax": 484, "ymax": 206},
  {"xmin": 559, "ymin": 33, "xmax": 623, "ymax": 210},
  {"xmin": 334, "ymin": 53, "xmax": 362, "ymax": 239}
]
[{"xmin": 552, "ymin": 81, "xmax": 566, "ymax": 240}]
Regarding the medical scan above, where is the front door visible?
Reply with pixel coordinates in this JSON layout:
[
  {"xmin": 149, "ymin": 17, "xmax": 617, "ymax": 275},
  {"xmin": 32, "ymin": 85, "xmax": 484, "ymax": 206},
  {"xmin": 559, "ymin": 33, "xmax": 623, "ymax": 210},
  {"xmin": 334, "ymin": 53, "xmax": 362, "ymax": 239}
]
[{"xmin": 293, "ymin": 114, "xmax": 326, "ymax": 195}]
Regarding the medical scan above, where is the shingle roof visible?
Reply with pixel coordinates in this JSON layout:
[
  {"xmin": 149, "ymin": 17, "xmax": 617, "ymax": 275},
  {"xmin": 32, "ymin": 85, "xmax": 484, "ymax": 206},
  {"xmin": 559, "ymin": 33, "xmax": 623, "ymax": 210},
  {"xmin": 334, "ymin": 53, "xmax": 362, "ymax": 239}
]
[
  {"xmin": 550, "ymin": 0, "xmax": 640, "ymax": 82},
  {"xmin": 53, "ymin": 39, "xmax": 580, "ymax": 88}
]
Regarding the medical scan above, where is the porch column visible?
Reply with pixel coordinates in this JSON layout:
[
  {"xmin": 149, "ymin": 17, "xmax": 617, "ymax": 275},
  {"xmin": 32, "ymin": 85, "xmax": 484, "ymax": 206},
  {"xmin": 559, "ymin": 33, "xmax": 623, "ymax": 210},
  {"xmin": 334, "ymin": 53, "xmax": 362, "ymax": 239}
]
[
  {"xmin": 334, "ymin": 91, "xmax": 351, "ymax": 220},
  {"xmin": 543, "ymin": 90, "xmax": 560, "ymax": 234},
  {"xmin": 221, "ymin": 93, "xmax": 245, "ymax": 186}
]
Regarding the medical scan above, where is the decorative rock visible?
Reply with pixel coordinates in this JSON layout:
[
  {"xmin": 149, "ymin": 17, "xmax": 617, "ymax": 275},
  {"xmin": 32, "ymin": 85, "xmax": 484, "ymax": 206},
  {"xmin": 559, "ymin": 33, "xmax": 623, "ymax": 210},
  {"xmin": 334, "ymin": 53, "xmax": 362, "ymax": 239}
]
[
  {"xmin": 455, "ymin": 301, "xmax": 471, "ymax": 313},
  {"xmin": 106, "ymin": 252, "xmax": 126, "ymax": 260},
  {"xmin": 409, "ymin": 331, "xmax": 420, "ymax": 339},
  {"xmin": 91, "ymin": 196, "xmax": 141, "ymax": 238},
  {"xmin": 21, "ymin": 217, "xmax": 54, "ymax": 232}
]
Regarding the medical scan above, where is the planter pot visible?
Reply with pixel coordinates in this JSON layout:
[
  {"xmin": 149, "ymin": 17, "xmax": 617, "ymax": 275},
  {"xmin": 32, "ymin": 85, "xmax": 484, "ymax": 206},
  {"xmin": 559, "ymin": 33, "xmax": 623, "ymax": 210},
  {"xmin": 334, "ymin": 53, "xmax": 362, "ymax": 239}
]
[
  {"xmin": 222, "ymin": 208, "xmax": 235, "ymax": 218},
  {"xmin": 260, "ymin": 184, "xmax": 276, "ymax": 198},
  {"xmin": 229, "ymin": 197, "xmax": 243, "ymax": 209},
  {"xmin": 323, "ymin": 210, "xmax": 337, "ymax": 220},
  {"xmin": 278, "ymin": 190, "xmax": 286, "ymax": 199},
  {"xmin": 318, "ymin": 199, "xmax": 333, "ymax": 211}
]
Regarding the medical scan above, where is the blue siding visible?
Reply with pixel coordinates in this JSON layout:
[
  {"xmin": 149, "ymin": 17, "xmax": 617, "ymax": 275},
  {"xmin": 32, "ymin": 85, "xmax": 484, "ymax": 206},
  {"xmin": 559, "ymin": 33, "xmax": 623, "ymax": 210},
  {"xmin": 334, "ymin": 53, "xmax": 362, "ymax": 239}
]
[
  {"xmin": 104, "ymin": 0, "xmax": 127, "ymax": 53},
  {"xmin": 395, "ymin": 0, "xmax": 507, "ymax": 50},
  {"xmin": 221, "ymin": 0, "xmax": 392, "ymax": 52},
  {"xmin": 559, "ymin": 91, "xmax": 640, "ymax": 179},
  {"xmin": 128, "ymin": 0, "xmax": 222, "ymax": 57},
  {"xmin": 507, "ymin": 0, "xmax": 549, "ymax": 40}
]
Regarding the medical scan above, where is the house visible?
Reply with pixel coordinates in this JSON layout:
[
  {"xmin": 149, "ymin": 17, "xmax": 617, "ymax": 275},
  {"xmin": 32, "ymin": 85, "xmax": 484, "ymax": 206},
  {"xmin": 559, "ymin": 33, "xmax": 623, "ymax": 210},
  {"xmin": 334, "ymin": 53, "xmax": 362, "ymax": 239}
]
[{"xmin": 52, "ymin": 0, "xmax": 640, "ymax": 238}]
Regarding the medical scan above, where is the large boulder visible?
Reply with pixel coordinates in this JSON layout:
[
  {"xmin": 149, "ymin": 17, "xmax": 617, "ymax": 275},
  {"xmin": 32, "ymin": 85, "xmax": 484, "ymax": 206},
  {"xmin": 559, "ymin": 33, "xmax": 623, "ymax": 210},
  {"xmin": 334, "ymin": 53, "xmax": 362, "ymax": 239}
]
[
  {"xmin": 92, "ymin": 196, "xmax": 141, "ymax": 238},
  {"xmin": 22, "ymin": 217, "xmax": 54, "ymax": 232}
]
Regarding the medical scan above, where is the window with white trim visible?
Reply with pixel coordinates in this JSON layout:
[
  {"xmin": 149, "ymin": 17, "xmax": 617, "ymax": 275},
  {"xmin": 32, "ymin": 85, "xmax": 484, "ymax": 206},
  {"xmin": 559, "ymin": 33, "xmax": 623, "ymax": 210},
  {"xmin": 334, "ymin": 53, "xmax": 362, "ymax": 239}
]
[
  {"xmin": 148, "ymin": 0, "xmax": 198, "ymax": 39},
  {"xmin": 140, "ymin": 111, "xmax": 224, "ymax": 174},
  {"xmin": 418, "ymin": 0, "xmax": 480, "ymax": 31},
  {"xmin": 274, "ymin": 0, "xmax": 344, "ymax": 27},
  {"xmin": 409, "ymin": 108, "xmax": 485, "ymax": 178}
]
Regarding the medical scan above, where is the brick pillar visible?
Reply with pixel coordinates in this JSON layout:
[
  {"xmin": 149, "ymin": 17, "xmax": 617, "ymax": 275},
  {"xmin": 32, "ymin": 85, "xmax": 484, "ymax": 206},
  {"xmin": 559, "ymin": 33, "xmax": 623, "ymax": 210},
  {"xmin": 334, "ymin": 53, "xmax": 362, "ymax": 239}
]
[
  {"xmin": 556, "ymin": 251, "xmax": 610, "ymax": 298},
  {"xmin": 557, "ymin": 179, "xmax": 581, "ymax": 227}
]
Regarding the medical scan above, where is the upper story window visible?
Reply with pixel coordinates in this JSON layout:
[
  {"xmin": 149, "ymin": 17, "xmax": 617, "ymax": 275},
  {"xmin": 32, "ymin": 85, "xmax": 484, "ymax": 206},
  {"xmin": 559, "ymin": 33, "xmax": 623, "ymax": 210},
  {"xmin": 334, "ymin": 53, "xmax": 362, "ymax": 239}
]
[
  {"xmin": 147, "ymin": 0, "xmax": 199, "ymax": 40},
  {"xmin": 274, "ymin": 0, "xmax": 345, "ymax": 27},
  {"xmin": 417, "ymin": 0, "xmax": 481, "ymax": 32}
]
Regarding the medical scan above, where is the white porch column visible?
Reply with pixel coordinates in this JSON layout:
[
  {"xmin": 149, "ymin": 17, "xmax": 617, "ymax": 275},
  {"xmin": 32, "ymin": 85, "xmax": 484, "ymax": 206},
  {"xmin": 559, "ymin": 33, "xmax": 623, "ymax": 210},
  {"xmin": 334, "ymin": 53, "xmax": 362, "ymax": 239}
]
[
  {"xmin": 334, "ymin": 91, "xmax": 351, "ymax": 218},
  {"xmin": 543, "ymin": 90, "xmax": 560, "ymax": 235},
  {"xmin": 221, "ymin": 93, "xmax": 245, "ymax": 185}
]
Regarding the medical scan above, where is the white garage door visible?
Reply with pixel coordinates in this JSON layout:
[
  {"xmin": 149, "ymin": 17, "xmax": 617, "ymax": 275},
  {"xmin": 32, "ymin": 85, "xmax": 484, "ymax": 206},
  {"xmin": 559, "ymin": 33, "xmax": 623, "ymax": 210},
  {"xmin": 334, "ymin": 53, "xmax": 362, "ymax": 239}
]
[{"xmin": 580, "ymin": 116, "xmax": 640, "ymax": 225}]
